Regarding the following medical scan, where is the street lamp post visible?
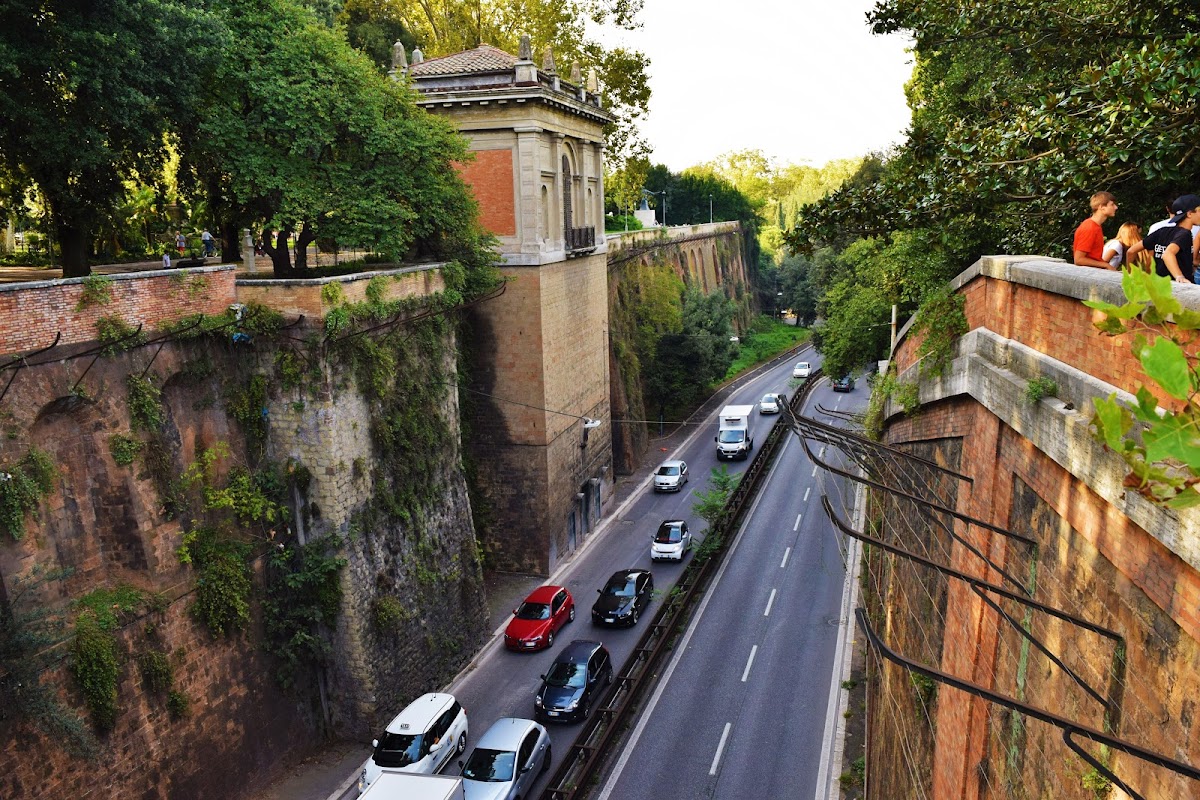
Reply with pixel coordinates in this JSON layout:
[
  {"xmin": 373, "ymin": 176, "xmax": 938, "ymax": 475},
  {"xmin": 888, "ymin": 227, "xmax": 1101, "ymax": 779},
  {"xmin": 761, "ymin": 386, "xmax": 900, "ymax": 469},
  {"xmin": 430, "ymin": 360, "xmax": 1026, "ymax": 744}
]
[{"xmin": 709, "ymin": 194, "xmax": 713, "ymax": 224}]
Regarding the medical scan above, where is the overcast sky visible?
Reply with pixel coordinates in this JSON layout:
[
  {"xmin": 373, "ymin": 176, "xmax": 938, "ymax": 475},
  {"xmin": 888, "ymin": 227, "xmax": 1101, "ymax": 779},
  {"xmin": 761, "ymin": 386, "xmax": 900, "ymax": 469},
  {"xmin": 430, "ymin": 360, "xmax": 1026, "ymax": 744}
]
[{"xmin": 597, "ymin": 0, "xmax": 914, "ymax": 171}]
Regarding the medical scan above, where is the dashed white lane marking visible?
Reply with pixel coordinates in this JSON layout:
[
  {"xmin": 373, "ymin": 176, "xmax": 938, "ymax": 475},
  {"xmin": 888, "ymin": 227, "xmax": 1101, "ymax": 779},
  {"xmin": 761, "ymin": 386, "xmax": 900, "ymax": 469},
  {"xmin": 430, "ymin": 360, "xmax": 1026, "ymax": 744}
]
[
  {"xmin": 803, "ymin": 487, "xmax": 811, "ymax": 502},
  {"xmin": 793, "ymin": 513, "xmax": 802, "ymax": 531},
  {"xmin": 710, "ymin": 723, "xmax": 732, "ymax": 776},
  {"xmin": 764, "ymin": 589, "xmax": 777, "ymax": 617},
  {"xmin": 780, "ymin": 548, "xmax": 791, "ymax": 569},
  {"xmin": 741, "ymin": 645, "xmax": 758, "ymax": 682},
  {"xmin": 811, "ymin": 465, "xmax": 818, "ymax": 477}
]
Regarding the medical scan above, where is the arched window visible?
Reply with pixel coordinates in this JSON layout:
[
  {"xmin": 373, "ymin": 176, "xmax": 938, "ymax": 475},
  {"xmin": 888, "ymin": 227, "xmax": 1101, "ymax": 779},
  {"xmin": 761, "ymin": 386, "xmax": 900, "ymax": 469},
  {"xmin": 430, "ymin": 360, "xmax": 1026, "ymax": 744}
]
[{"xmin": 539, "ymin": 185, "xmax": 549, "ymax": 242}]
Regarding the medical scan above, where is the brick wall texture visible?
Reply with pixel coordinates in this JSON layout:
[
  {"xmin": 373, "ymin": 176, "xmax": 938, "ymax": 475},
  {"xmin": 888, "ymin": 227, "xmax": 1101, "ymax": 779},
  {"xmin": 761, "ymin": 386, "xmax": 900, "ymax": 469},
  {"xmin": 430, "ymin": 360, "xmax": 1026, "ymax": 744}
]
[
  {"xmin": 871, "ymin": 269, "xmax": 1200, "ymax": 798},
  {"xmin": 457, "ymin": 149, "xmax": 517, "ymax": 236}
]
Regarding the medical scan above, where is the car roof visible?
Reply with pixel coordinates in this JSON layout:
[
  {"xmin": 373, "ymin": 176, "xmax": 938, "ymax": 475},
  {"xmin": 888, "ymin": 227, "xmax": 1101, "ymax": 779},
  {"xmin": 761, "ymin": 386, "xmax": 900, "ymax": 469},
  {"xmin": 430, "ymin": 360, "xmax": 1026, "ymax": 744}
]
[
  {"xmin": 797, "ymin": 361, "xmax": 809, "ymax": 366},
  {"xmin": 659, "ymin": 519, "xmax": 686, "ymax": 527},
  {"xmin": 523, "ymin": 585, "xmax": 565, "ymax": 604},
  {"xmin": 475, "ymin": 717, "xmax": 542, "ymax": 752},
  {"xmin": 385, "ymin": 692, "xmax": 455, "ymax": 733},
  {"xmin": 554, "ymin": 639, "xmax": 605, "ymax": 664},
  {"xmin": 658, "ymin": 459, "xmax": 685, "ymax": 468},
  {"xmin": 607, "ymin": 568, "xmax": 648, "ymax": 582}
]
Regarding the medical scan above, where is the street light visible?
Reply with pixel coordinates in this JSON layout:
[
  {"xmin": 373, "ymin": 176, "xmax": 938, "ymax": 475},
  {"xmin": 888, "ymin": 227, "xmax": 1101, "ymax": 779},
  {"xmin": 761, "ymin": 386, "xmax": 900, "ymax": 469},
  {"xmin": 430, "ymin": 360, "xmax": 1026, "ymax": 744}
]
[{"xmin": 709, "ymin": 194, "xmax": 713, "ymax": 225}]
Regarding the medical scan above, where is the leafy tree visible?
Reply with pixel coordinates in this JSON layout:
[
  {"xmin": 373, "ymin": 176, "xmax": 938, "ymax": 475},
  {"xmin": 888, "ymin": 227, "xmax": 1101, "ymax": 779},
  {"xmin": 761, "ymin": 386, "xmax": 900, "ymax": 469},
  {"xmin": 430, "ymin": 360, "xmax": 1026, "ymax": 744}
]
[
  {"xmin": 0, "ymin": 0, "xmax": 224, "ymax": 276},
  {"xmin": 644, "ymin": 287, "xmax": 736, "ymax": 419},
  {"xmin": 186, "ymin": 0, "xmax": 491, "ymax": 278},
  {"xmin": 606, "ymin": 156, "xmax": 651, "ymax": 221},
  {"xmin": 339, "ymin": 0, "xmax": 420, "ymax": 70}
]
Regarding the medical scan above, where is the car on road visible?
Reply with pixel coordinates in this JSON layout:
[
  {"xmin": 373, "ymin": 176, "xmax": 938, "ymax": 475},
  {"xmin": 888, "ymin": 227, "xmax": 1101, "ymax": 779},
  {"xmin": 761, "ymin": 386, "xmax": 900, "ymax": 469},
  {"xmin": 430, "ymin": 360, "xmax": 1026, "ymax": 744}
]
[
  {"xmin": 460, "ymin": 717, "xmax": 550, "ymax": 800},
  {"xmin": 759, "ymin": 393, "xmax": 783, "ymax": 414},
  {"xmin": 591, "ymin": 568, "xmax": 654, "ymax": 627},
  {"xmin": 504, "ymin": 585, "xmax": 575, "ymax": 651},
  {"xmin": 359, "ymin": 693, "xmax": 468, "ymax": 793},
  {"xmin": 831, "ymin": 375, "xmax": 854, "ymax": 392},
  {"xmin": 793, "ymin": 361, "xmax": 811, "ymax": 379},
  {"xmin": 651, "ymin": 520, "xmax": 692, "ymax": 562},
  {"xmin": 652, "ymin": 459, "xmax": 689, "ymax": 492},
  {"xmin": 534, "ymin": 640, "xmax": 613, "ymax": 723}
]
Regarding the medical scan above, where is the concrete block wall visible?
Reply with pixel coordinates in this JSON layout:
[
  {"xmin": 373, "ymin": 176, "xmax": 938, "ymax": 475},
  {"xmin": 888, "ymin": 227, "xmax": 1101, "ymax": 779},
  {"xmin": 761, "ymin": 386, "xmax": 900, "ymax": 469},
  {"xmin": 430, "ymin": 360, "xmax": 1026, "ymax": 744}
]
[{"xmin": 873, "ymin": 256, "xmax": 1200, "ymax": 798}]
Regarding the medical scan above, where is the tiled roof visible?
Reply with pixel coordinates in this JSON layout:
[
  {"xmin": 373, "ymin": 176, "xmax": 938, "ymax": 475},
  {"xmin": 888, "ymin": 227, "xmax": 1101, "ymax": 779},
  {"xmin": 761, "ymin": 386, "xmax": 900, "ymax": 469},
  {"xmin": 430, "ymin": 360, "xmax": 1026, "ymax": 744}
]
[{"xmin": 409, "ymin": 45, "xmax": 517, "ymax": 77}]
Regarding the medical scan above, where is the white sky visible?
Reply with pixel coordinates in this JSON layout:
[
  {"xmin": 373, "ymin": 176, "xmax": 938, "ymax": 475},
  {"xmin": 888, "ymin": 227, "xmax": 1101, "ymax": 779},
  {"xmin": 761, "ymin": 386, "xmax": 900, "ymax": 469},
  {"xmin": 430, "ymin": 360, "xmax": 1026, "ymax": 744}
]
[{"xmin": 597, "ymin": 0, "xmax": 914, "ymax": 171}]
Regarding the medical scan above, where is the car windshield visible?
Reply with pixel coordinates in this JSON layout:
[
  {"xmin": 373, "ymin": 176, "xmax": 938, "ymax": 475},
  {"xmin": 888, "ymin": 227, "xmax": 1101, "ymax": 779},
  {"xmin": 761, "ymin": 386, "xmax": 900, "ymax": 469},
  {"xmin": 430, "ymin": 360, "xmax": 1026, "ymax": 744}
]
[
  {"xmin": 515, "ymin": 601, "xmax": 550, "ymax": 620},
  {"xmin": 656, "ymin": 465, "xmax": 680, "ymax": 476},
  {"xmin": 374, "ymin": 731, "xmax": 423, "ymax": 767},
  {"xmin": 462, "ymin": 748, "xmax": 516, "ymax": 782},
  {"xmin": 655, "ymin": 525, "xmax": 683, "ymax": 544},
  {"xmin": 718, "ymin": 430, "xmax": 745, "ymax": 443},
  {"xmin": 545, "ymin": 659, "xmax": 587, "ymax": 688},
  {"xmin": 798, "ymin": 362, "xmax": 809, "ymax": 369},
  {"xmin": 603, "ymin": 576, "xmax": 637, "ymax": 597},
  {"xmin": 761, "ymin": 395, "xmax": 776, "ymax": 404}
]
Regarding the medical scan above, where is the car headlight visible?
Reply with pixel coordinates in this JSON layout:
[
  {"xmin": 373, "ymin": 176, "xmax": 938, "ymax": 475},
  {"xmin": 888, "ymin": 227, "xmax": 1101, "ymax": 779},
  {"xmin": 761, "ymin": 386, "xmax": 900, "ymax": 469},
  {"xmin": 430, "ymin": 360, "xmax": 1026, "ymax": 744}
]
[
  {"xmin": 535, "ymin": 695, "xmax": 543, "ymax": 707},
  {"xmin": 565, "ymin": 698, "xmax": 579, "ymax": 710},
  {"xmin": 358, "ymin": 769, "xmax": 368, "ymax": 792}
]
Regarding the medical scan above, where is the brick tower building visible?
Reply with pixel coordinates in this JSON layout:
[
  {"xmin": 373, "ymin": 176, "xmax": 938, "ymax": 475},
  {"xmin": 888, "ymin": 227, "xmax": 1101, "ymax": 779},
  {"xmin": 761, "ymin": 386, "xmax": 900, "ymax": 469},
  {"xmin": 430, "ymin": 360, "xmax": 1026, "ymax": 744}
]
[{"xmin": 407, "ymin": 38, "xmax": 614, "ymax": 574}]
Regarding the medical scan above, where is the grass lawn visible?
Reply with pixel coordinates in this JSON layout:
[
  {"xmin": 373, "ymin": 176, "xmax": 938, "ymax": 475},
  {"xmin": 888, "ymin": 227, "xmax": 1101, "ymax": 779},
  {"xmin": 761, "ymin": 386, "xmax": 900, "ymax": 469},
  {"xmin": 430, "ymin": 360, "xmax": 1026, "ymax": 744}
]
[{"xmin": 724, "ymin": 320, "xmax": 811, "ymax": 381}]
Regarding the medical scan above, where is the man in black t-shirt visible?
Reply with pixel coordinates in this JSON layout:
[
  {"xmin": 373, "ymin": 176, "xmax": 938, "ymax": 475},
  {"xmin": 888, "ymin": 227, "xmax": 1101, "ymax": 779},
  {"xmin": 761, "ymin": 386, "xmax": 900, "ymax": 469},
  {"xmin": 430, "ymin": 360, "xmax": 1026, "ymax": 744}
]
[{"xmin": 1129, "ymin": 194, "xmax": 1200, "ymax": 284}]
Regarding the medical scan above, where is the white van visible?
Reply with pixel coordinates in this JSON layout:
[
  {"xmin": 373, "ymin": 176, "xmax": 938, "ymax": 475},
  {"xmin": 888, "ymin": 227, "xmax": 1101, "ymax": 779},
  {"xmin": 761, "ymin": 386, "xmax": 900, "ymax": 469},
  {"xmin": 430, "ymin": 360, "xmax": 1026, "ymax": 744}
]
[
  {"xmin": 359, "ymin": 693, "xmax": 469, "ymax": 794},
  {"xmin": 359, "ymin": 772, "xmax": 464, "ymax": 800}
]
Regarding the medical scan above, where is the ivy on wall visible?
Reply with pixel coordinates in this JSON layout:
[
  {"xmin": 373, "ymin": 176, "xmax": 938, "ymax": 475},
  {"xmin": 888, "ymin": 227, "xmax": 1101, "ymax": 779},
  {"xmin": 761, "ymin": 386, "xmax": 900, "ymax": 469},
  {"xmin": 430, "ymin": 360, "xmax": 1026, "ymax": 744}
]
[{"xmin": 0, "ymin": 447, "xmax": 57, "ymax": 540}]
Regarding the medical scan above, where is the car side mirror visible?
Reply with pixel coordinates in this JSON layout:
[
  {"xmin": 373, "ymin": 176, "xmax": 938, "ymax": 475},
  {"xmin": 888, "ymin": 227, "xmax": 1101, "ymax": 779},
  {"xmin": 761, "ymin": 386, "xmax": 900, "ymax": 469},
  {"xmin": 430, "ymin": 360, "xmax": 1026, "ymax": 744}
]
[
  {"xmin": 597, "ymin": 588, "xmax": 602, "ymax": 594},
  {"xmin": 458, "ymin": 759, "xmax": 465, "ymax": 770},
  {"xmin": 714, "ymin": 436, "xmax": 718, "ymax": 442},
  {"xmin": 513, "ymin": 608, "xmax": 518, "ymax": 615},
  {"xmin": 429, "ymin": 741, "xmax": 441, "ymax": 753},
  {"xmin": 539, "ymin": 673, "xmax": 546, "ymax": 680},
  {"xmin": 372, "ymin": 739, "xmax": 379, "ymax": 748},
  {"xmin": 521, "ymin": 764, "xmax": 533, "ymax": 774}
]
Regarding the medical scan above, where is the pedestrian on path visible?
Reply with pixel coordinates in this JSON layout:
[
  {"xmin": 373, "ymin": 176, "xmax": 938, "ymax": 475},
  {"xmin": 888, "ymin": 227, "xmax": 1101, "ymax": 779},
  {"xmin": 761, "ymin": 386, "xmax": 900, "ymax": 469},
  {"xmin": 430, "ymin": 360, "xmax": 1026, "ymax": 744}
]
[
  {"xmin": 175, "ymin": 231, "xmax": 186, "ymax": 255},
  {"xmin": 201, "ymin": 229, "xmax": 215, "ymax": 258}
]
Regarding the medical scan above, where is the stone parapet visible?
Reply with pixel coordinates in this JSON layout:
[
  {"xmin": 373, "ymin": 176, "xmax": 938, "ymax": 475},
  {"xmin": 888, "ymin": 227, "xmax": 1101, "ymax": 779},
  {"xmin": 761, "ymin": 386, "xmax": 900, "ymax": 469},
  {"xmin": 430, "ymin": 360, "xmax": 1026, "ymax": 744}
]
[
  {"xmin": 235, "ymin": 264, "xmax": 445, "ymax": 319},
  {"xmin": 0, "ymin": 265, "xmax": 236, "ymax": 357}
]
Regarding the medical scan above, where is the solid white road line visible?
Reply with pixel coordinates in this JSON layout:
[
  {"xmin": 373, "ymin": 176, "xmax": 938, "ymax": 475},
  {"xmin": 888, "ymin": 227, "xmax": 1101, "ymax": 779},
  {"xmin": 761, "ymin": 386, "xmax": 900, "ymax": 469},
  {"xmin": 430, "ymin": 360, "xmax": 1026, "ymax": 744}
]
[
  {"xmin": 764, "ymin": 589, "xmax": 777, "ymax": 617},
  {"xmin": 780, "ymin": 547, "xmax": 791, "ymax": 569},
  {"xmin": 793, "ymin": 513, "xmax": 802, "ymax": 531},
  {"xmin": 710, "ymin": 723, "xmax": 732, "ymax": 775},
  {"xmin": 741, "ymin": 645, "xmax": 758, "ymax": 683}
]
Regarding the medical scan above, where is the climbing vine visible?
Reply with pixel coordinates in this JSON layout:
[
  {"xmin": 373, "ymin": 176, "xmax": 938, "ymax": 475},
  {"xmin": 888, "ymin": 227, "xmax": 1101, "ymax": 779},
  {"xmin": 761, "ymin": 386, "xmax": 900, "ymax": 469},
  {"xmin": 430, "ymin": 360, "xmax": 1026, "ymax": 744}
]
[
  {"xmin": 0, "ymin": 447, "xmax": 57, "ymax": 540},
  {"xmin": 262, "ymin": 535, "xmax": 346, "ymax": 689},
  {"xmin": 69, "ymin": 585, "xmax": 147, "ymax": 732},
  {"xmin": 76, "ymin": 274, "xmax": 113, "ymax": 310},
  {"xmin": 127, "ymin": 373, "xmax": 165, "ymax": 432},
  {"xmin": 909, "ymin": 285, "xmax": 968, "ymax": 378}
]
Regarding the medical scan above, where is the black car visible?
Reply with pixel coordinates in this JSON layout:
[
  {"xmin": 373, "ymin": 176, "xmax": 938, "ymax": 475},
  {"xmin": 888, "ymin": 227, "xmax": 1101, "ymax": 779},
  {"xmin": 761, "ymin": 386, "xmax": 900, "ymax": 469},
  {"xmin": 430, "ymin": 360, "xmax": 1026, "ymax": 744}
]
[
  {"xmin": 591, "ymin": 568, "xmax": 654, "ymax": 627},
  {"xmin": 534, "ymin": 640, "xmax": 613, "ymax": 722},
  {"xmin": 832, "ymin": 375, "xmax": 854, "ymax": 392}
]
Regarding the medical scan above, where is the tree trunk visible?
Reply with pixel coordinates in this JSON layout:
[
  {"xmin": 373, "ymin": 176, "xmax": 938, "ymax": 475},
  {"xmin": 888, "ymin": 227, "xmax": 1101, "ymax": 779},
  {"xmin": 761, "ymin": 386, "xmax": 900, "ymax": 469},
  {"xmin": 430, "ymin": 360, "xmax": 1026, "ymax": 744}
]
[
  {"xmin": 57, "ymin": 220, "xmax": 90, "ymax": 278},
  {"xmin": 264, "ymin": 228, "xmax": 294, "ymax": 277},
  {"xmin": 294, "ymin": 220, "xmax": 317, "ymax": 274},
  {"xmin": 219, "ymin": 223, "xmax": 241, "ymax": 263}
]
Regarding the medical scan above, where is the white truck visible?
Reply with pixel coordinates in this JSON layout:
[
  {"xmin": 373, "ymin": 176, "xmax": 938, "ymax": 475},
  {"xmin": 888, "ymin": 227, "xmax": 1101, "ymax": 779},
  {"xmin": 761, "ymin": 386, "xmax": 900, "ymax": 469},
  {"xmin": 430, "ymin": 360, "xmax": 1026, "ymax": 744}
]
[
  {"xmin": 715, "ymin": 404, "xmax": 755, "ymax": 460},
  {"xmin": 358, "ymin": 771, "xmax": 465, "ymax": 800}
]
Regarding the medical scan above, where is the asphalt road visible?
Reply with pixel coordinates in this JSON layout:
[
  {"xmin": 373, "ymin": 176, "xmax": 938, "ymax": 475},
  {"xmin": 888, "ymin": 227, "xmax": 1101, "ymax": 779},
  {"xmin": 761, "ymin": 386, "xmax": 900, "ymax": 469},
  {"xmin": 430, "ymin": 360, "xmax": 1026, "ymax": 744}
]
[
  {"xmin": 339, "ymin": 348, "xmax": 851, "ymax": 799},
  {"xmin": 594, "ymin": 372, "xmax": 867, "ymax": 800}
]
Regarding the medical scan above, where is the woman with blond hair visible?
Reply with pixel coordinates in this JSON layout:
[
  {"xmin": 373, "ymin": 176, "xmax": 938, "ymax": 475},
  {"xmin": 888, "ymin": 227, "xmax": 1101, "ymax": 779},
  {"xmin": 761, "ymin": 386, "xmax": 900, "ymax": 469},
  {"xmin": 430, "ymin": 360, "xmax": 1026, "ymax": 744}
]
[{"xmin": 1104, "ymin": 222, "xmax": 1151, "ymax": 270}]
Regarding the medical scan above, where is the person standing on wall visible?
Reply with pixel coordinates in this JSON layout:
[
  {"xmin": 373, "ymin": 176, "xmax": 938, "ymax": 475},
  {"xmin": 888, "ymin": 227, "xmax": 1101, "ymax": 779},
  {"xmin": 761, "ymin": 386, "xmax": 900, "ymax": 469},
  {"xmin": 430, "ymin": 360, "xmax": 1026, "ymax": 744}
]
[
  {"xmin": 1127, "ymin": 194, "xmax": 1200, "ymax": 285},
  {"xmin": 1073, "ymin": 191, "xmax": 1119, "ymax": 269}
]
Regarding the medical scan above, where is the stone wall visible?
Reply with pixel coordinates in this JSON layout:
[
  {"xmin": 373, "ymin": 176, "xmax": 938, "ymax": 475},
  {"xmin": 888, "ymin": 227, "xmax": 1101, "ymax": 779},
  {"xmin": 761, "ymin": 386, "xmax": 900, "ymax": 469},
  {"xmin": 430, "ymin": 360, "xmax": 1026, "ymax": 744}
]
[
  {"xmin": 0, "ymin": 296, "xmax": 488, "ymax": 793},
  {"xmin": 235, "ymin": 264, "xmax": 445, "ymax": 320},
  {"xmin": 869, "ymin": 256, "xmax": 1200, "ymax": 798}
]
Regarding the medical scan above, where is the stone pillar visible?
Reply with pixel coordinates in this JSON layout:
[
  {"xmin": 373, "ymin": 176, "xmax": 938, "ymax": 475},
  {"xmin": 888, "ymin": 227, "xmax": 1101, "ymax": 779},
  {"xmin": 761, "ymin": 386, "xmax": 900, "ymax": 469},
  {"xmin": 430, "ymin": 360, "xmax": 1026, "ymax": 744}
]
[
  {"xmin": 243, "ymin": 228, "xmax": 256, "ymax": 273},
  {"xmin": 515, "ymin": 127, "xmax": 544, "ymax": 258}
]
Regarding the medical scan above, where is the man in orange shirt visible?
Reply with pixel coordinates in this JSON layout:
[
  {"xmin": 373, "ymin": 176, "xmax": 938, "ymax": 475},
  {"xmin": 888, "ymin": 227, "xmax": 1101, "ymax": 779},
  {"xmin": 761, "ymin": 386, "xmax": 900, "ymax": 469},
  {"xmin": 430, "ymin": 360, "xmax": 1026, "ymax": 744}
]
[{"xmin": 1073, "ymin": 191, "xmax": 1118, "ymax": 268}]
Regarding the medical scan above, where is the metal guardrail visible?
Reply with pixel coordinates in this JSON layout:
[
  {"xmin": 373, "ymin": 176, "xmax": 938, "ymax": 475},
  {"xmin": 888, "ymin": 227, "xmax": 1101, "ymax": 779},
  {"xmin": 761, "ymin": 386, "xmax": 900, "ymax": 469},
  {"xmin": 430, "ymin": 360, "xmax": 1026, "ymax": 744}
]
[{"xmin": 539, "ymin": 370, "xmax": 824, "ymax": 799}]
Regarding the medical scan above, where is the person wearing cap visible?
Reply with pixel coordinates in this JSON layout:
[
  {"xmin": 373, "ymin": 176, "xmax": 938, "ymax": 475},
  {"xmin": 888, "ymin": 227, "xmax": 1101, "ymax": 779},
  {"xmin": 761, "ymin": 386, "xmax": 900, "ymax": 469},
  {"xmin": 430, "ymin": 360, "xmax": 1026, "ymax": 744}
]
[
  {"xmin": 1073, "ymin": 191, "xmax": 1119, "ymax": 269},
  {"xmin": 1127, "ymin": 194, "xmax": 1200, "ymax": 284},
  {"xmin": 1147, "ymin": 195, "xmax": 1200, "ymax": 274}
]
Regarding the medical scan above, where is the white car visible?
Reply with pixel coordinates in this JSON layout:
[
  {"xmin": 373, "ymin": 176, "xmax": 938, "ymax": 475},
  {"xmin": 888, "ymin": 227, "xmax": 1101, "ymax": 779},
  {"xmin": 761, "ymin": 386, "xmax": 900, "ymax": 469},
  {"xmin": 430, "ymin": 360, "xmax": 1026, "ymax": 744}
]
[
  {"xmin": 652, "ymin": 459, "xmax": 688, "ymax": 492},
  {"xmin": 759, "ymin": 393, "xmax": 782, "ymax": 414},
  {"xmin": 460, "ymin": 717, "xmax": 551, "ymax": 800},
  {"xmin": 651, "ymin": 519, "xmax": 692, "ymax": 561},
  {"xmin": 359, "ymin": 693, "xmax": 469, "ymax": 794},
  {"xmin": 793, "ymin": 361, "xmax": 811, "ymax": 379}
]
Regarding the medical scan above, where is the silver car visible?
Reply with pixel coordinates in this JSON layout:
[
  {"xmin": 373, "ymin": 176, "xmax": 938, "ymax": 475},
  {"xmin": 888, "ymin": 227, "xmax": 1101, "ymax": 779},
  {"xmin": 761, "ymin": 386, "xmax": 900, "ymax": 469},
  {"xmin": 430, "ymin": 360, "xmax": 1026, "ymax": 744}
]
[
  {"xmin": 759, "ymin": 393, "xmax": 781, "ymax": 414},
  {"xmin": 460, "ymin": 717, "xmax": 551, "ymax": 800},
  {"xmin": 793, "ymin": 361, "xmax": 811, "ymax": 379},
  {"xmin": 653, "ymin": 459, "xmax": 688, "ymax": 492}
]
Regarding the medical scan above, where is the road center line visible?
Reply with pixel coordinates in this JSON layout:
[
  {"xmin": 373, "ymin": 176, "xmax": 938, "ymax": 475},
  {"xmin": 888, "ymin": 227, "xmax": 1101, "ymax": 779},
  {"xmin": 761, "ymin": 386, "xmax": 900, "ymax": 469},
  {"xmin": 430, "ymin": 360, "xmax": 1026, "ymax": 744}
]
[
  {"xmin": 812, "ymin": 465, "xmax": 818, "ymax": 477},
  {"xmin": 710, "ymin": 722, "xmax": 732, "ymax": 775},
  {"xmin": 741, "ymin": 645, "xmax": 758, "ymax": 682},
  {"xmin": 803, "ymin": 487, "xmax": 811, "ymax": 502},
  {"xmin": 780, "ymin": 547, "xmax": 791, "ymax": 569},
  {"xmin": 793, "ymin": 513, "xmax": 802, "ymax": 531},
  {"xmin": 764, "ymin": 589, "xmax": 777, "ymax": 617}
]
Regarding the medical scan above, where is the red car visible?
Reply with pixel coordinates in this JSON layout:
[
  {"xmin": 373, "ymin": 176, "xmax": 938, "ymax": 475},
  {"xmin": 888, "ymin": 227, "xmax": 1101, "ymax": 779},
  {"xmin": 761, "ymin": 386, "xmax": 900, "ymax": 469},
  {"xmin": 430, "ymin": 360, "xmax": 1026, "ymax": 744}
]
[{"xmin": 504, "ymin": 585, "xmax": 575, "ymax": 651}]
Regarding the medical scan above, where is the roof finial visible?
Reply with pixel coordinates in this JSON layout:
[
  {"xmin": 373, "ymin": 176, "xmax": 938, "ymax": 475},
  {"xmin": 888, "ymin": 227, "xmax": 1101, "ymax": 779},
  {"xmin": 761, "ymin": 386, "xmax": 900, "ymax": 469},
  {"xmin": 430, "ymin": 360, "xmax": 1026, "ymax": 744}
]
[
  {"xmin": 587, "ymin": 67, "xmax": 599, "ymax": 93},
  {"xmin": 542, "ymin": 46, "xmax": 556, "ymax": 74},
  {"xmin": 570, "ymin": 61, "xmax": 582, "ymax": 84},
  {"xmin": 412, "ymin": 47, "xmax": 424, "ymax": 64},
  {"xmin": 518, "ymin": 35, "xmax": 533, "ymax": 61},
  {"xmin": 388, "ymin": 41, "xmax": 408, "ymax": 81}
]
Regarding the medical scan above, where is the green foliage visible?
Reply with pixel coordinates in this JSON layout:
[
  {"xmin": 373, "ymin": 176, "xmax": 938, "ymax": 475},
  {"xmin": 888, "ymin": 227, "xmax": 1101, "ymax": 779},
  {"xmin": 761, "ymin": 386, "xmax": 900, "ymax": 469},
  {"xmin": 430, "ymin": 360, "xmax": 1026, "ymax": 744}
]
[
  {"xmin": 1025, "ymin": 377, "xmax": 1059, "ymax": 404},
  {"xmin": 70, "ymin": 612, "xmax": 120, "ymax": 732},
  {"xmin": 692, "ymin": 465, "xmax": 741, "ymax": 536},
  {"xmin": 263, "ymin": 535, "xmax": 346, "ymax": 689},
  {"xmin": 73, "ymin": 585, "xmax": 146, "ymax": 631},
  {"xmin": 166, "ymin": 690, "xmax": 191, "ymax": 719},
  {"xmin": 0, "ymin": 566, "xmax": 98, "ymax": 757},
  {"xmin": 910, "ymin": 286, "xmax": 967, "ymax": 378},
  {"xmin": 137, "ymin": 650, "xmax": 174, "ymax": 694},
  {"xmin": 1088, "ymin": 267, "xmax": 1200, "ymax": 506},
  {"xmin": 126, "ymin": 373, "xmax": 165, "ymax": 432},
  {"xmin": 910, "ymin": 670, "xmax": 937, "ymax": 708},
  {"xmin": 644, "ymin": 286, "xmax": 738, "ymax": 420},
  {"xmin": 321, "ymin": 281, "xmax": 347, "ymax": 307},
  {"xmin": 865, "ymin": 369, "xmax": 920, "ymax": 439},
  {"xmin": 76, "ymin": 275, "xmax": 114, "ymax": 310},
  {"xmin": 373, "ymin": 595, "xmax": 409, "ymax": 630},
  {"xmin": 723, "ymin": 318, "xmax": 810, "ymax": 379},
  {"xmin": 187, "ymin": 527, "xmax": 252, "ymax": 637},
  {"xmin": 108, "ymin": 433, "xmax": 143, "ymax": 466},
  {"xmin": 96, "ymin": 315, "xmax": 146, "ymax": 355},
  {"xmin": 1082, "ymin": 767, "xmax": 1112, "ymax": 798},
  {"xmin": 225, "ymin": 374, "xmax": 269, "ymax": 446},
  {"xmin": 0, "ymin": 447, "xmax": 58, "ymax": 540}
]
